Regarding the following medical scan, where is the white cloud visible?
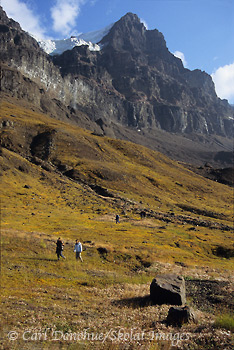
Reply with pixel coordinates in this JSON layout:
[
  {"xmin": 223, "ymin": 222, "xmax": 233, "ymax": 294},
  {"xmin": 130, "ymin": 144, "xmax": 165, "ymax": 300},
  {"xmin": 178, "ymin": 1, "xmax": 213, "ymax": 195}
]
[
  {"xmin": 140, "ymin": 18, "xmax": 148, "ymax": 30},
  {"xmin": 173, "ymin": 51, "xmax": 188, "ymax": 68},
  {"xmin": 1, "ymin": 0, "xmax": 47, "ymax": 38},
  {"xmin": 212, "ymin": 62, "xmax": 234, "ymax": 104},
  {"xmin": 50, "ymin": 0, "xmax": 86, "ymax": 36}
]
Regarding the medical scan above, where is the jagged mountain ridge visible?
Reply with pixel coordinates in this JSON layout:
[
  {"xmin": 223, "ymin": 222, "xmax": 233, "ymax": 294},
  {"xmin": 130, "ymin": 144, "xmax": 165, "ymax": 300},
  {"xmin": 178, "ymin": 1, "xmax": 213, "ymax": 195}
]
[{"xmin": 0, "ymin": 7, "xmax": 233, "ymax": 166}]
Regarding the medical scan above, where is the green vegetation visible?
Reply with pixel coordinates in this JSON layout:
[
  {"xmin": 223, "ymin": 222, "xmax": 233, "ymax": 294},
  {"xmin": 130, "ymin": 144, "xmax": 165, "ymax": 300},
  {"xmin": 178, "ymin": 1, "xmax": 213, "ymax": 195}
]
[{"xmin": 214, "ymin": 314, "xmax": 234, "ymax": 332}]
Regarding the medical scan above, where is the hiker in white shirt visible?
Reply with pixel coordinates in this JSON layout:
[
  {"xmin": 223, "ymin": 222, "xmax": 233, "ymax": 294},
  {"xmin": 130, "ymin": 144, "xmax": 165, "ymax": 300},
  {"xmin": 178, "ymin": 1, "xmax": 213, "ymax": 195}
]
[{"xmin": 74, "ymin": 240, "xmax": 83, "ymax": 262}]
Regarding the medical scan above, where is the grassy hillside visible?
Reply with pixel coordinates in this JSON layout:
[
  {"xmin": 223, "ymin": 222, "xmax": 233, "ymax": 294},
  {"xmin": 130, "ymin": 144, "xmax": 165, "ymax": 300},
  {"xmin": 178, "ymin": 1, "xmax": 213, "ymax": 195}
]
[{"xmin": 1, "ymin": 98, "xmax": 233, "ymax": 349}]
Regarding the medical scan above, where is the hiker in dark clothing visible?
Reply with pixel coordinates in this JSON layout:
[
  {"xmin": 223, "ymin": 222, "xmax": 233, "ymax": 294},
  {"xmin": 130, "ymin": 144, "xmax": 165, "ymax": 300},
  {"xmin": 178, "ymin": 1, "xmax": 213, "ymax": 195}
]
[
  {"xmin": 56, "ymin": 237, "xmax": 66, "ymax": 260},
  {"xmin": 116, "ymin": 214, "xmax": 120, "ymax": 223}
]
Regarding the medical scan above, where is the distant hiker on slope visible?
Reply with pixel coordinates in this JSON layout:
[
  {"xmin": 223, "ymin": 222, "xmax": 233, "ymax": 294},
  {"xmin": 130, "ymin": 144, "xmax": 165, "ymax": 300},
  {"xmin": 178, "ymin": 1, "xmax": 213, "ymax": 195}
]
[
  {"xmin": 116, "ymin": 214, "xmax": 120, "ymax": 224},
  {"xmin": 74, "ymin": 239, "xmax": 83, "ymax": 262},
  {"xmin": 56, "ymin": 237, "xmax": 66, "ymax": 260}
]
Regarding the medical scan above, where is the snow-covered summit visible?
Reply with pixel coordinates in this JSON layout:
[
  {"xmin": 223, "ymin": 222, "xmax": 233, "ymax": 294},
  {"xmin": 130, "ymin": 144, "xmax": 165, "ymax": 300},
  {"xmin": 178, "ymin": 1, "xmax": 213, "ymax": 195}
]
[{"xmin": 37, "ymin": 23, "xmax": 113, "ymax": 56}]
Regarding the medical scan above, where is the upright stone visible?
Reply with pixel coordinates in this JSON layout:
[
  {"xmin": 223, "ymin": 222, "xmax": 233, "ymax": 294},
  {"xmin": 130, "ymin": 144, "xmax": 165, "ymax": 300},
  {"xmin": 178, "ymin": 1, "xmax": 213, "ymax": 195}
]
[
  {"xmin": 166, "ymin": 306, "xmax": 197, "ymax": 326},
  {"xmin": 150, "ymin": 274, "xmax": 186, "ymax": 305}
]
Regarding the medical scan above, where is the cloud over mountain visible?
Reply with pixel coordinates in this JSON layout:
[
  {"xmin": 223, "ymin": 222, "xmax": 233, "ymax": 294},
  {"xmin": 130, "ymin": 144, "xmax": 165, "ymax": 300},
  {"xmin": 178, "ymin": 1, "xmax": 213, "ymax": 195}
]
[
  {"xmin": 173, "ymin": 51, "xmax": 188, "ymax": 68},
  {"xmin": 212, "ymin": 62, "xmax": 234, "ymax": 104},
  {"xmin": 50, "ymin": 0, "xmax": 86, "ymax": 36}
]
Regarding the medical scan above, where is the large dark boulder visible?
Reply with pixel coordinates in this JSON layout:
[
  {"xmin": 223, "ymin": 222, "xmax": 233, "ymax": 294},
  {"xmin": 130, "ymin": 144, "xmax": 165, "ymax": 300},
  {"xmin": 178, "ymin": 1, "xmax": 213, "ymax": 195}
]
[{"xmin": 150, "ymin": 274, "xmax": 186, "ymax": 305}]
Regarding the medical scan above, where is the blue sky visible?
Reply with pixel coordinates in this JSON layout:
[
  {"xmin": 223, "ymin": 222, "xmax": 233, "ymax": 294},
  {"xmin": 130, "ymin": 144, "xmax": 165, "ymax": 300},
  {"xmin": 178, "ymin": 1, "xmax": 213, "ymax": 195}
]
[{"xmin": 1, "ymin": 0, "xmax": 234, "ymax": 103}]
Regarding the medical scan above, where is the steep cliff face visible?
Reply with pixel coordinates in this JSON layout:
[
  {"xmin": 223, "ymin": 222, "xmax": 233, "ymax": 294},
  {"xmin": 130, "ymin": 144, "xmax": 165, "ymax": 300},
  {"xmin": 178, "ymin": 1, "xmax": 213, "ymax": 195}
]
[
  {"xmin": 99, "ymin": 14, "xmax": 233, "ymax": 135},
  {"xmin": 0, "ymin": 7, "xmax": 233, "ymax": 164},
  {"xmin": 52, "ymin": 12, "xmax": 233, "ymax": 137},
  {"xmin": 0, "ymin": 7, "xmax": 62, "ymax": 100}
]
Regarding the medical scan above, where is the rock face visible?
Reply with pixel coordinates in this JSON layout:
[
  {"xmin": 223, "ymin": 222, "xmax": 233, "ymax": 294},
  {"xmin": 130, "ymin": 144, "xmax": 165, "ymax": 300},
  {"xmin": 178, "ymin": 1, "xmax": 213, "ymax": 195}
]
[
  {"xmin": 150, "ymin": 274, "xmax": 186, "ymax": 305},
  {"xmin": 0, "ymin": 7, "xmax": 233, "ymax": 165},
  {"xmin": 52, "ymin": 12, "xmax": 233, "ymax": 137},
  {"xmin": 166, "ymin": 306, "xmax": 197, "ymax": 326}
]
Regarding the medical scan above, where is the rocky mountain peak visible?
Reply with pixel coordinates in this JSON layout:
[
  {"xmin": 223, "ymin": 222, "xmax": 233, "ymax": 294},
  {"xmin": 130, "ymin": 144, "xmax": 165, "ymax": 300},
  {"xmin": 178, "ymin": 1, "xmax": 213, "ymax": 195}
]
[
  {"xmin": 98, "ymin": 12, "xmax": 183, "ymax": 85},
  {"xmin": 99, "ymin": 14, "xmax": 145, "ymax": 62},
  {"xmin": 100, "ymin": 12, "xmax": 163, "ymax": 54}
]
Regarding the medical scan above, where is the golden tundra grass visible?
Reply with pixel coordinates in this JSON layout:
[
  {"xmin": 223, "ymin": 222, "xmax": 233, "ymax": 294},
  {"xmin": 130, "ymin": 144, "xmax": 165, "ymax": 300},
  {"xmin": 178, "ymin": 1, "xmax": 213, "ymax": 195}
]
[{"xmin": 0, "ymin": 99, "xmax": 233, "ymax": 349}]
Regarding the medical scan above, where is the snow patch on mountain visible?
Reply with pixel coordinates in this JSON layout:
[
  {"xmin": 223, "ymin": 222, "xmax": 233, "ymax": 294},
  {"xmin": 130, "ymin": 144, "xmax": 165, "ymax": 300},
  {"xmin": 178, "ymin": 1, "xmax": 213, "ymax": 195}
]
[
  {"xmin": 38, "ymin": 37, "xmax": 101, "ymax": 55},
  {"xmin": 37, "ymin": 23, "xmax": 113, "ymax": 55}
]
